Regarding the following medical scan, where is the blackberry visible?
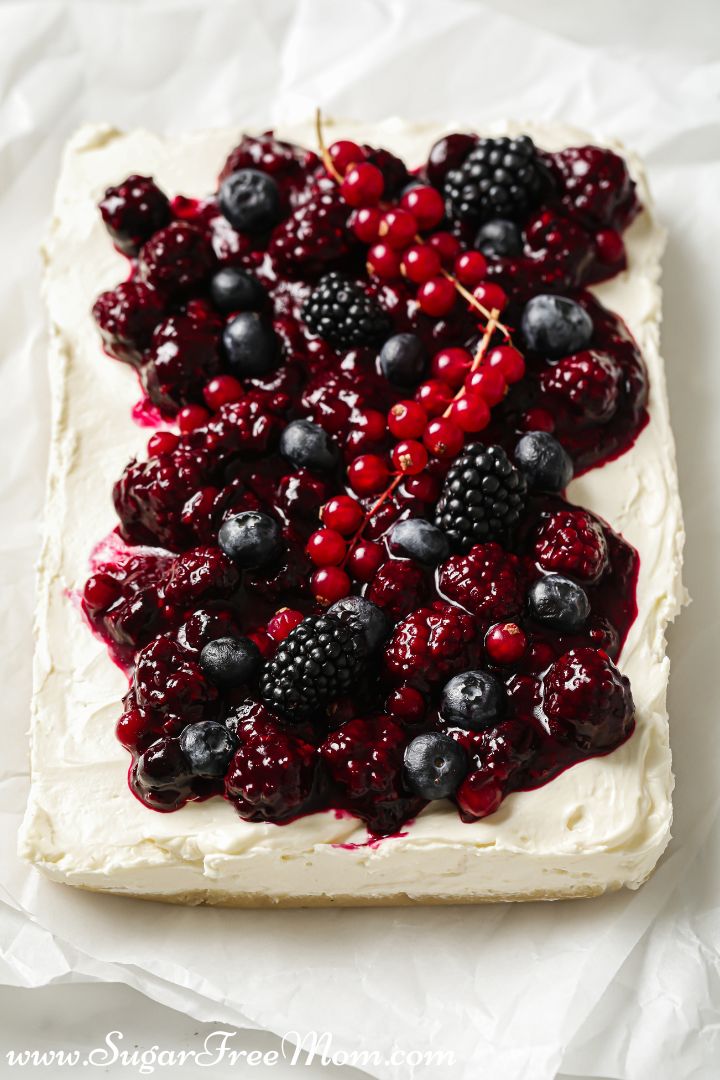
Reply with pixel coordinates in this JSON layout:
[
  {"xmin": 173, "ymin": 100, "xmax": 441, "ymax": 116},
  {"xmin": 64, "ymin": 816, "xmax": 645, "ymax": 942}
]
[
  {"xmin": 444, "ymin": 136, "xmax": 545, "ymax": 226},
  {"xmin": 302, "ymin": 272, "xmax": 391, "ymax": 349},
  {"xmin": 260, "ymin": 613, "xmax": 367, "ymax": 717},
  {"xmin": 435, "ymin": 444, "xmax": 527, "ymax": 552}
]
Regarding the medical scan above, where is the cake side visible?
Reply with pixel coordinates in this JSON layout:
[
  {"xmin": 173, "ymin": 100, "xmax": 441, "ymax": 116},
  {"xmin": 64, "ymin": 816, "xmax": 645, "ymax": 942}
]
[{"xmin": 19, "ymin": 121, "xmax": 685, "ymax": 905}]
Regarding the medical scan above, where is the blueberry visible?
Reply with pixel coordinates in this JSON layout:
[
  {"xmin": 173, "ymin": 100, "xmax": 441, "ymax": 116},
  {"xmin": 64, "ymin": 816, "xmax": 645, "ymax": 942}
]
[
  {"xmin": 379, "ymin": 333, "xmax": 428, "ymax": 387},
  {"xmin": 475, "ymin": 219, "xmax": 523, "ymax": 258},
  {"xmin": 218, "ymin": 511, "xmax": 282, "ymax": 569},
  {"xmin": 328, "ymin": 596, "xmax": 390, "ymax": 651},
  {"xmin": 521, "ymin": 294, "xmax": 593, "ymax": 358},
  {"xmin": 200, "ymin": 636, "xmax": 262, "ymax": 688},
  {"xmin": 218, "ymin": 169, "xmax": 281, "ymax": 233},
  {"xmin": 223, "ymin": 312, "xmax": 279, "ymax": 377},
  {"xmin": 514, "ymin": 432, "xmax": 574, "ymax": 492},
  {"xmin": 280, "ymin": 419, "xmax": 339, "ymax": 472},
  {"xmin": 389, "ymin": 518, "xmax": 450, "ymax": 565},
  {"xmin": 527, "ymin": 573, "xmax": 589, "ymax": 631},
  {"xmin": 179, "ymin": 721, "xmax": 236, "ymax": 778},
  {"xmin": 210, "ymin": 267, "xmax": 266, "ymax": 314},
  {"xmin": 403, "ymin": 731, "xmax": 468, "ymax": 800},
  {"xmin": 439, "ymin": 670, "xmax": 505, "ymax": 731}
]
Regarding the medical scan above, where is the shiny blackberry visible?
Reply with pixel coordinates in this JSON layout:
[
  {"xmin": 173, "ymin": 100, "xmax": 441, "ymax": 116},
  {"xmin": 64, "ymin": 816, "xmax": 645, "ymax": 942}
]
[
  {"xmin": 435, "ymin": 444, "xmax": 527, "ymax": 552},
  {"xmin": 444, "ymin": 136, "xmax": 545, "ymax": 226},
  {"xmin": 302, "ymin": 272, "xmax": 391, "ymax": 348},
  {"xmin": 260, "ymin": 613, "xmax": 368, "ymax": 718}
]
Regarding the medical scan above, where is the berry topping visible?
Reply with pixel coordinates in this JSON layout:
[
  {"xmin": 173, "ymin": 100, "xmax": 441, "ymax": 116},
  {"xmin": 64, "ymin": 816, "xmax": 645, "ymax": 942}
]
[
  {"xmin": 388, "ymin": 518, "xmax": 450, "ymax": 565},
  {"xmin": 475, "ymin": 218, "xmax": 523, "ymax": 258},
  {"xmin": 328, "ymin": 595, "xmax": 390, "ymax": 651},
  {"xmin": 542, "ymin": 648, "xmax": 634, "ymax": 750},
  {"xmin": 222, "ymin": 312, "xmax": 279, "ymax": 377},
  {"xmin": 269, "ymin": 193, "xmax": 351, "ymax": 274},
  {"xmin": 540, "ymin": 350, "xmax": 621, "ymax": 422},
  {"xmin": 379, "ymin": 333, "xmax": 428, "ymax": 387},
  {"xmin": 514, "ymin": 431, "xmax": 574, "ymax": 492},
  {"xmin": 218, "ymin": 168, "xmax": 281, "ymax": 232},
  {"xmin": 521, "ymin": 294, "xmax": 593, "ymax": 357},
  {"xmin": 403, "ymin": 732, "xmax": 468, "ymax": 799},
  {"xmin": 366, "ymin": 559, "xmax": 430, "ymax": 620},
  {"xmin": 92, "ymin": 281, "xmax": 164, "ymax": 364},
  {"xmin": 226, "ymin": 716, "xmax": 317, "ymax": 821},
  {"xmin": 527, "ymin": 573, "xmax": 590, "ymax": 632},
  {"xmin": 439, "ymin": 670, "xmax": 505, "ymax": 730},
  {"xmin": 134, "ymin": 635, "xmax": 216, "ymax": 716},
  {"xmin": 199, "ymin": 636, "xmax": 262, "ymax": 688},
  {"xmin": 139, "ymin": 221, "xmax": 214, "ymax": 294},
  {"xmin": 218, "ymin": 511, "xmax": 282, "ymax": 569},
  {"xmin": 210, "ymin": 267, "xmax": 266, "ymax": 313},
  {"xmin": 280, "ymin": 418, "xmax": 339, "ymax": 472},
  {"xmin": 534, "ymin": 509, "xmax": 609, "ymax": 584},
  {"xmin": 485, "ymin": 622, "xmax": 527, "ymax": 664},
  {"xmin": 438, "ymin": 542, "xmax": 527, "ymax": 623},
  {"xmin": 455, "ymin": 771, "xmax": 504, "ymax": 820},
  {"xmin": 165, "ymin": 546, "xmax": 239, "ymax": 604},
  {"xmin": 551, "ymin": 146, "xmax": 637, "ymax": 229},
  {"xmin": 99, "ymin": 175, "xmax": 171, "ymax": 254},
  {"xmin": 260, "ymin": 613, "xmax": 367, "ymax": 717},
  {"xmin": 384, "ymin": 602, "xmax": 476, "ymax": 685},
  {"xmin": 302, "ymin": 272, "xmax": 391, "ymax": 348},
  {"xmin": 179, "ymin": 721, "xmax": 236, "ymax": 777},
  {"xmin": 434, "ymin": 444, "xmax": 527, "ymax": 551},
  {"xmin": 134, "ymin": 737, "xmax": 190, "ymax": 806},
  {"xmin": 444, "ymin": 136, "xmax": 546, "ymax": 225}
]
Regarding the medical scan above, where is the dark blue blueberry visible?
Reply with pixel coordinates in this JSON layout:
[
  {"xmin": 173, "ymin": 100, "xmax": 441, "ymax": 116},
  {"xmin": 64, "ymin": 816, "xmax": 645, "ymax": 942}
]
[
  {"xmin": 200, "ymin": 636, "xmax": 262, "ymax": 688},
  {"xmin": 527, "ymin": 573, "xmax": 590, "ymax": 632},
  {"xmin": 328, "ymin": 596, "xmax": 390, "ymax": 651},
  {"xmin": 514, "ymin": 431, "xmax": 574, "ymax": 492},
  {"xmin": 439, "ymin": 670, "xmax": 505, "ymax": 731},
  {"xmin": 280, "ymin": 419, "xmax": 339, "ymax": 472},
  {"xmin": 403, "ymin": 731, "xmax": 468, "ymax": 800},
  {"xmin": 521, "ymin": 294, "xmax": 593, "ymax": 357},
  {"xmin": 389, "ymin": 518, "xmax": 450, "ymax": 565},
  {"xmin": 218, "ymin": 168, "xmax": 281, "ymax": 232},
  {"xmin": 475, "ymin": 218, "xmax": 523, "ymax": 258},
  {"xmin": 223, "ymin": 312, "xmax": 279, "ymax": 377},
  {"xmin": 218, "ymin": 511, "xmax": 282, "ymax": 569},
  {"xmin": 179, "ymin": 721, "xmax": 236, "ymax": 778},
  {"xmin": 210, "ymin": 267, "xmax": 266, "ymax": 314},
  {"xmin": 379, "ymin": 333, "xmax": 428, "ymax": 388}
]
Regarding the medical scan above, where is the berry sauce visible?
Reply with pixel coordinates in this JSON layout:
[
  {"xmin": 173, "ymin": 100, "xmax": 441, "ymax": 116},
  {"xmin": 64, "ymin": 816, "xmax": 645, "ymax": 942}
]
[{"xmin": 85, "ymin": 129, "xmax": 646, "ymax": 835}]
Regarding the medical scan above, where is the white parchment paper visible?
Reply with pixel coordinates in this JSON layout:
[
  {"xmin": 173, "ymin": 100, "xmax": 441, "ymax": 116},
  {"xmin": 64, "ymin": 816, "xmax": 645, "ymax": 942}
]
[{"xmin": 1, "ymin": 1, "xmax": 719, "ymax": 1077}]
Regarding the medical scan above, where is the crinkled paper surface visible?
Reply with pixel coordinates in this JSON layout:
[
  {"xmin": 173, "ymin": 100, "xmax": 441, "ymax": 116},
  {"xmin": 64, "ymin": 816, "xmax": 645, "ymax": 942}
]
[{"xmin": 1, "ymin": 1, "xmax": 718, "ymax": 1077}]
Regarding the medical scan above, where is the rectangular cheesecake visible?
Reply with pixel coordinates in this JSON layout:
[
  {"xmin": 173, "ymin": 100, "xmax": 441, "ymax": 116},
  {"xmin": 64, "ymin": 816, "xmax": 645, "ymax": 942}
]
[{"xmin": 19, "ymin": 120, "xmax": 685, "ymax": 905}]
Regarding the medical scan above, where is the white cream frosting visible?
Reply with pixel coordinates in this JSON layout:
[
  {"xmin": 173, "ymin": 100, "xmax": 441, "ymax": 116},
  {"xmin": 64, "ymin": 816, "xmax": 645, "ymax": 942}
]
[{"xmin": 18, "ymin": 120, "xmax": 685, "ymax": 903}]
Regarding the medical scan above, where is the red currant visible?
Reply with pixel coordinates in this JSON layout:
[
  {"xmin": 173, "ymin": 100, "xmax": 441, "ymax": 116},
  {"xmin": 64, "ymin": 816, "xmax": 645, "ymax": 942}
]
[
  {"xmin": 487, "ymin": 345, "xmax": 526, "ymax": 384},
  {"xmin": 456, "ymin": 774, "xmax": 504, "ymax": 820},
  {"xmin": 306, "ymin": 528, "xmax": 347, "ymax": 567},
  {"xmin": 423, "ymin": 417, "xmax": 464, "ymax": 459},
  {"xmin": 485, "ymin": 622, "xmax": 527, "ymax": 664},
  {"xmin": 472, "ymin": 282, "xmax": 508, "ymax": 312},
  {"xmin": 401, "ymin": 185, "xmax": 444, "ymax": 229},
  {"xmin": 267, "ymin": 607, "xmax": 304, "ymax": 642},
  {"xmin": 391, "ymin": 439, "xmax": 428, "ymax": 475},
  {"xmin": 428, "ymin": 231, "xmax": 461, "ymax": 267},
  {"xmin": 388, "ymin": 400, "xmax": 427, "ymax": 439},
  {"xmin": 83, "ymin": 572, "xmax": 120, "ymax": 611},
  {"xmin": 340, "ymin": 162, "xmax": 384, "ymax": 207},
  {"xmin": 401, "ymin": 244, "xmax": 441, "ymax": 284},
  {"xmin": 416, "ymin": 379, "xmax": 453, "ymax": 416},
  {"xmin": 403, "ymin": 471, "xmax": 440, "ymax": 502},
  {"xmin": 466, "ymin": 367, "xmax": 506, "ymax": 405},
  {"xmin": 595, "ymin": 228, "xmax": 625, "ymax": 265},
  {"xmin": 347, "ymin": 540, "xmax": 384, "ymax": 582},
  {"xmin": 350, "ymin": 207, "xmax": 382, "ymax": 244},
  {"xmin": 417, "ymin": 276, "xmax": 456, "ymax": 317},
  {"xmin": 454, "ymin": 251, "xmax": 488, "ymax": 287},
  {"xmin": 385, "ymin": 685, "xmax": 426, "ymax": 723},
  {"xmin": 321, "ymin": 495, "xmax": 364, "ymax": 536},
  {"xmin": 520, "ymin": 407, "xmax": 554, "ymax": 433},
  {"xmin": 367, "ymin": 242, "xmax": 401, "ymax": 280},
  {"xmin": 177, "ymin": 404, "xmax": 209, "ymax": 433},
  {"xmin": 449, "ymin": 392, "xmax": 490, "ymax": 433},
  {"xmin": 328, "ymin": 139, "xmax": 364, "ymax": 174},
  {"xmin": 356, "ymin": 408, "xmax": 387, "ymax": 444},
  {"xmin": 311, "ymin": 567, "xmax": 351, "ymax": 605},
  {"xmin": 147, "ymin": 430, "xmax": 179, "ymax": 457},
  {"xmin": 379, "ymin": 208, "xmax": 418, "ymax": 249},
  {"xmin": 203, "ymin": 374, "xmax": 243, "ymax": 410},
  {"xmin": 347, "ymin": 454, "xmax": 390, "ymax": 495},
  {"xmin": 432, "ymin": 347, "xmax": 472, "ymax": 388}
]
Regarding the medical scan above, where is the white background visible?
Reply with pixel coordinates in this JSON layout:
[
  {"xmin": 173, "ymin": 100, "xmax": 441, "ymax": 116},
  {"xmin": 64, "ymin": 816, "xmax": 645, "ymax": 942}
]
[{"xmin": 1, "ymin": 1, "xmax": 718, "ymax": 1077}]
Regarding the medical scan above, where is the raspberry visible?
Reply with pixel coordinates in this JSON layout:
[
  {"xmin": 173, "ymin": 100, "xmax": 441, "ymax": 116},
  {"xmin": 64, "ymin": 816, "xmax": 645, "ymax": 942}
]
[
  {"xmin": 453, "ymin": 719, "xmax": 537, "ymax": 783},
  {"xmin": 92, "ymin": 281, "xmax": 164, "ymax": 365},
  {"xmin": 549, "ymin": 145, "xmax": 638, "ymax": 230},
  {"xmin": 542, "ymin": 647, "xmax": 634, "ymax": 751},
  {"xmin": 226, "ymin": 715, "xmax": 317, "ymax": 822},
  {"xmin": 113, "ymin": 446, "xmax": 212, "ymax": 549},
  {"xmin": 365, "ymin": 560, "xmax": 431, "ymax": 621},
  {"xmin": 139, "ymin": 221, "xmax": 214, "ymax": 294},
  {"xmin": 534, "ymin": 509, "xmax": 609, "ymax": 584},
  {"xmin": 134, "ymin": 635, "xmax": 217, "ymax": 717},
  {"xmin": 142, "ymin": 313, "xmax": 221, "ymax": 414},
  {"xmin": 177, "ymin": 607, "xmax": 240, "ymax": 653},
  {"xmin": 98, "ymin": 174, "xmax": 171, "ymax": 254},
  {"xmin": 384, "ymin": 601, "xmax": 477, "ymax": 685},
  {"xmin": 200, "ymin": 396, "xmax": 284, "ymax": 457},
  {"xmin": 438, "ymin": 542, "xmax": 527, "ymax": 624},
  {"xmin": 269, "ymin": 193, "xmax": 352, "ymax": 275},
  {"xmin": 164, "ymin": 546, "xmax": 240, "ymax": 605},
  {"xmin": 540, "ymin": 350, "xmax": 621, "ymax": 423}
]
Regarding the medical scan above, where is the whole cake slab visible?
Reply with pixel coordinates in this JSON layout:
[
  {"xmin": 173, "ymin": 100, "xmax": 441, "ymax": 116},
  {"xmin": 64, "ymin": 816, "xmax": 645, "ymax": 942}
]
[{"xmin": 20, "ymin": 120, "xmax": 685, "ymax": 905}]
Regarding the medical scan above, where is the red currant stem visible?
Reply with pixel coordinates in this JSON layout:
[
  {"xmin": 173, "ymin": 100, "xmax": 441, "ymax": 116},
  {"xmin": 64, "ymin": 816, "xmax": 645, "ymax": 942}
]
[
  {"xmin": 442, "ymin": 307, "xmax": 502, "ymax": 419},
  {"xmin": 341, "ymin": 474, "xmax": 403, "ymax": 568},
  {"xmin": 438, "ymin": 266, "xmax": 511, "ymax": 340},
  {"xmin": 315, "ymin": 107, "xmax": 343, "ymax": 183}
]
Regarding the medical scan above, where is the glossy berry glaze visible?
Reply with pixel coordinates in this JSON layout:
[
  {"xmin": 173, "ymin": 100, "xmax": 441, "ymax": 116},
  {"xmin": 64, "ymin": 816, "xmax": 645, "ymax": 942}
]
[{"xmin": 84, "ymin": 128, "xmax": 646, "ymax": 835}]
